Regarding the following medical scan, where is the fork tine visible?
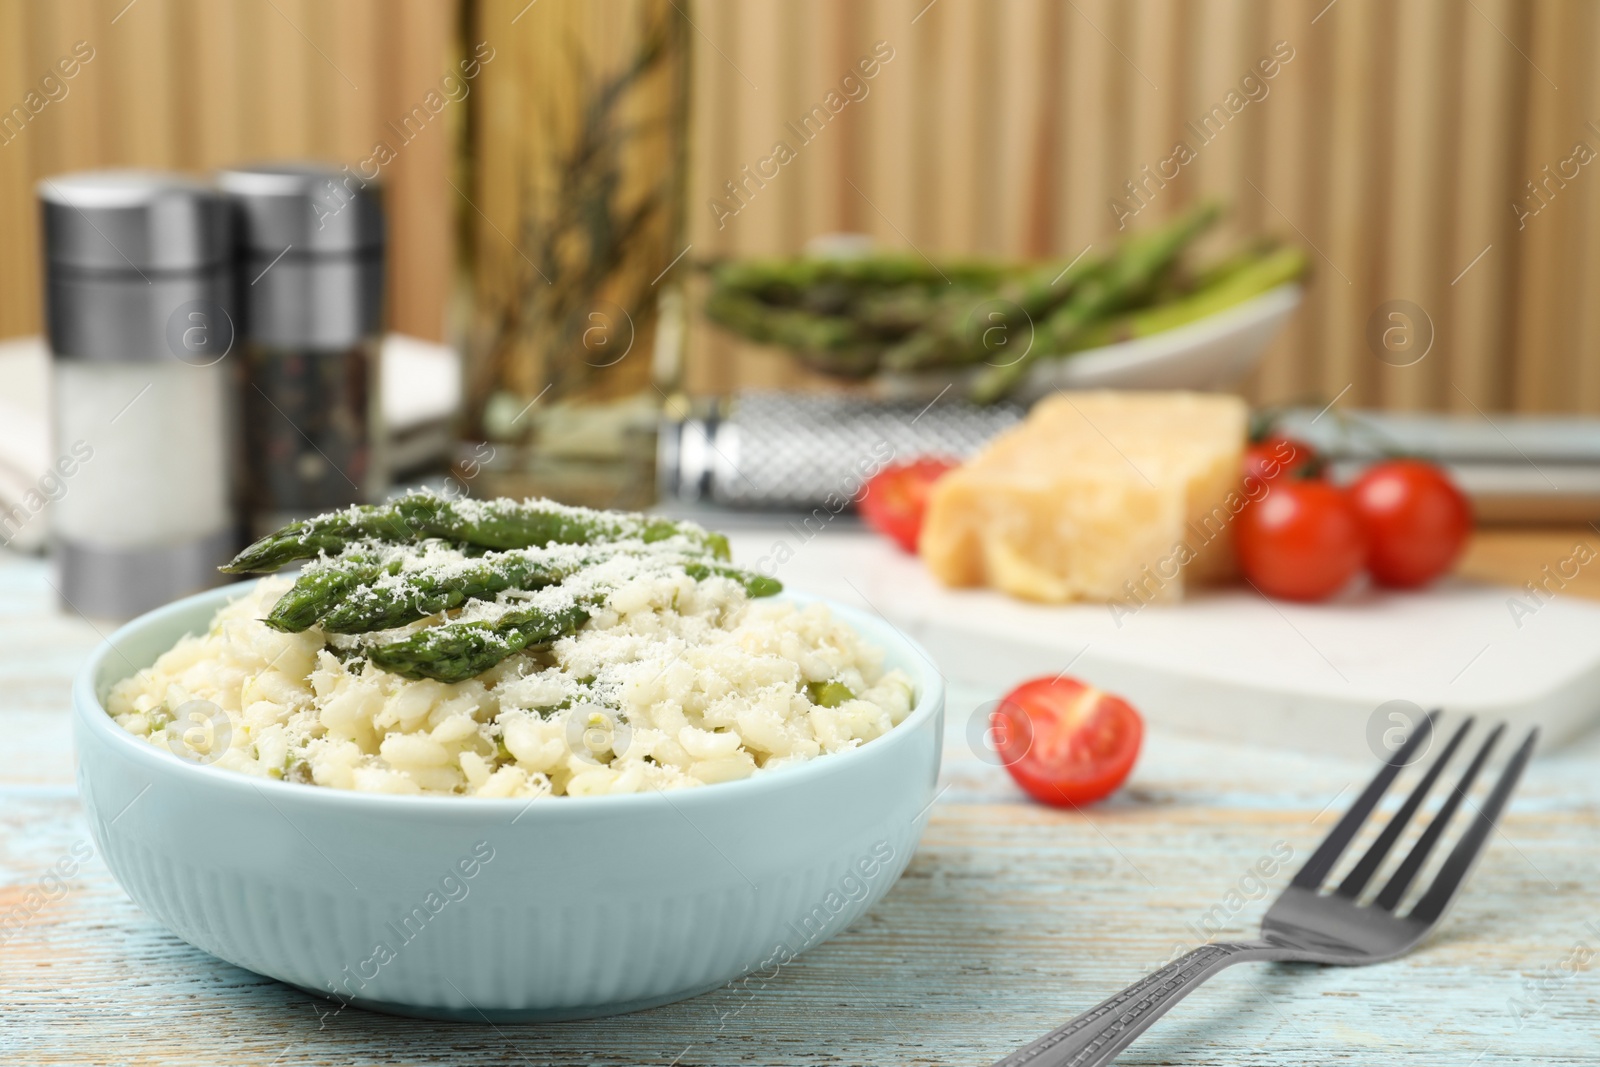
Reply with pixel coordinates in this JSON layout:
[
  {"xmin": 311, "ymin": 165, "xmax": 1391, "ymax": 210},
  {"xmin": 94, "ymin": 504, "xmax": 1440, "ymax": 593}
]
[
  {"xmin": 1334, "ymin": 717, "xmax": 1475, "ymax": 899},
  {"xmin": 1373, "ymin": 723, "xmax": 1505, "ymax": 911},
  {"xmin": 1408, "ymin": 727, "xmax": 1539, "ymax": 923},
  {"xmin": 1291, "ymin": 710, "xmax": 1437, "ymax": 890}
]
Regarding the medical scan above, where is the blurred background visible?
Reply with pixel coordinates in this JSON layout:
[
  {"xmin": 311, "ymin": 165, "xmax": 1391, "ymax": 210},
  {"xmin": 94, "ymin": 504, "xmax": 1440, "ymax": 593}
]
[
  {"xmin": 4, "ymin": 0, "xmax": 1597, "ymax": 408},
  {"xmin": 4, "ymin": 0, "xmax": 1600, "ymax": 616}
]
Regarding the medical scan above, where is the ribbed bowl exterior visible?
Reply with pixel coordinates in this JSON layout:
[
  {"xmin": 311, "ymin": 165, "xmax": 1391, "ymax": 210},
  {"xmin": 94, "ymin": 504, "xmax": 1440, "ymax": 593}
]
[{"xmin": 73, "ymin": 583, "xmax": 944, "ymax": 1021}]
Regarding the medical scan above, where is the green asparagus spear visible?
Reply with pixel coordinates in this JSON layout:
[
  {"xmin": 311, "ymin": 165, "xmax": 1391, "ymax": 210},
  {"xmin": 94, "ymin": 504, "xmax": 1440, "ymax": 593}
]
[
  {"xmin": 406, "ymin": 498, "xmax": 730, "ymax": 558},
  {"xmin": 681, "ymin": 561, "xmax": 784, "ymax": 598},
  {"xmin": 317, "ymin": 549, "xmax": 598, "ymax": 634},
  {"xmin": 317, "ymin": 552, "xmax": 781, "ymax": 636},
  {"xmin": 223, "ymin": 495, "xmax": 729, "ymax": 574},
  {"xmin": 366, "ymin": 600, "xmax": 596, "ymax": 683},
  {"xmin": 1187, "ymin": 237, "xmax": 1282, "ymax": 291},
  {"xmin": 969, "ymin": 202, "xmax": 1223, "ymax": 402},
  {"xmin": 361, "ymin": 560, "xmax": 782, "ymax": 681},
  {"xmin": 702, "ymin": 287, "xmax": 890, "ymax": 375},
  {"xmin": 880, "ymin": 253, "xmax": 1107, "ymax": 372},
  {"xmin": 1062, "ymin": 244, "xmax": 1309, "ymax": 352},
  {"xmin": 703, "ymin": 287, "xmax": 865, "ymax": 351},
  {"xmin": 225, "ymin": 506, "xmax": 430, "ymax": 575},
  {"xmin": 326, "ymin": 545, "xmax": 781, "ymax": 636},
  {"xmin": 709, "ymin": 254, "xmax": 1010, "ymax": 297},
  {"xmin": 850, "ymin": 286, "xmax": 965, "ymax": 336},
  {"xmin": 264, "ymin": 554, "xmax": 386, "ymax": 633}
]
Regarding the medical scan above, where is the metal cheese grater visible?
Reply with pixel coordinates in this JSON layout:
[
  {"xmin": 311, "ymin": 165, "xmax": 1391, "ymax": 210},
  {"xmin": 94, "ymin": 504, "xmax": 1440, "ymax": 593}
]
[
  {"xmin": 660, "ymin": 393, "xmax": 1600, "ymax": 520},
  {"xmin": 658, "ymin": 391, "xmax": 1023, "ymax": 508}
]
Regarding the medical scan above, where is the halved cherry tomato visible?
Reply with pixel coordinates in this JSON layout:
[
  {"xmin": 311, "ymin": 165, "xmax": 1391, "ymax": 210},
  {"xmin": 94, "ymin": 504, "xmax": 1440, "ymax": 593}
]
[
  {"xmin": 1244, "ymin": 435, "xmax": 1321, "ymax": 485},
  {"xmin": 1348, "ymin": 459, "xmax": 1472, "ymax": 589},
  {"xmin": 858, "ymin": 457, "xmax": 959, "ymax": 553},
  {"xmin": 1235, "ymin": 480, "xmax": 1367, "ymax": 601},
  {"xmin": 991, "ymin": 675, "xmax": 1143, "ymax": 807}
]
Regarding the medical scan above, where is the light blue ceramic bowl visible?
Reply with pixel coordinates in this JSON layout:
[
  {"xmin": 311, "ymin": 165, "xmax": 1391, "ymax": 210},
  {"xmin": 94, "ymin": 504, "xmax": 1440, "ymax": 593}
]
[{"xmin": 72, "ymin": 580, "xmax": 944, "ymax": 1022}]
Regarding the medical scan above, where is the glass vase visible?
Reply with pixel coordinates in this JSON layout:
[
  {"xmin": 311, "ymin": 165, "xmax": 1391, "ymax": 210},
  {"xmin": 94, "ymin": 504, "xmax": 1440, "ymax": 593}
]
[{"xmin": 458, "ymin": 0, "xmax": 691, "ymax": 510}]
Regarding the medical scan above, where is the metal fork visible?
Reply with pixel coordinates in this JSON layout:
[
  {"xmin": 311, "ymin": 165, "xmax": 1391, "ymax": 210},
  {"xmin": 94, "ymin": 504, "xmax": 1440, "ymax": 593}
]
[{"xmin": 993, "ymin": 714, "xmax": 1538, "ymax": 1067}]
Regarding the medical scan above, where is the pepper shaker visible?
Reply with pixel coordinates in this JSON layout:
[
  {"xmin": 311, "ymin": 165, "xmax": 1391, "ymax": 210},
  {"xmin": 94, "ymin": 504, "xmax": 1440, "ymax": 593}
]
[
  {"xmin": 38, "ymin": 169, "xmax": 236, "ymax": 619},
  {"xmin": 217, "ymin": 162, "xmax": 386, "ymax": 539}
]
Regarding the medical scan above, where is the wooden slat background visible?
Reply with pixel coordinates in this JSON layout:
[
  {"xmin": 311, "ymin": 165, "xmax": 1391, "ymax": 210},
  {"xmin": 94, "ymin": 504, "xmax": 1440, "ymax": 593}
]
[
  {"xmin": 0, "ymin": 0, "xmax": 456, "ymax": 344},
  {"xmin": 2, "ymin": 0, "xmax": 1599, "ymax": 413}
]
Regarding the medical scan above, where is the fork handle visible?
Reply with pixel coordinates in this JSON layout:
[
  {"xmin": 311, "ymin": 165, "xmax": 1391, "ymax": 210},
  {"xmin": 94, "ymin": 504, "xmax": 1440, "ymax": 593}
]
[{"xmin": 991, "ymin": 940, "xmax": 1295, "ymax": 1067}]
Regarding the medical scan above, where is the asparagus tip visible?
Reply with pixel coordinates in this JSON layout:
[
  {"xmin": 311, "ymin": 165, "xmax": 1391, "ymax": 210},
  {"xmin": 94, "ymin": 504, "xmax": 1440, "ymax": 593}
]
[{"xmin": 748, "ymin": 575, "xmax": 783, "ymax": 597}]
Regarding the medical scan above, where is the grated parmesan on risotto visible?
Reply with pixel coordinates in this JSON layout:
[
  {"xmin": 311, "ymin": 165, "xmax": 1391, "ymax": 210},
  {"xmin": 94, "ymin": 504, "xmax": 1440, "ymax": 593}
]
[{"xmin": 106, "ymin": 569, "xmax": 916, "ymax": 798}]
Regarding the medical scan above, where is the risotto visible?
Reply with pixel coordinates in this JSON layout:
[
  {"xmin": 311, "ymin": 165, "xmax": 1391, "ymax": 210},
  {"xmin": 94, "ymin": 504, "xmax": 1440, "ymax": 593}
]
[{"xmin": 106, "ymin": 569, "xmax": 916, "ymax": 798}]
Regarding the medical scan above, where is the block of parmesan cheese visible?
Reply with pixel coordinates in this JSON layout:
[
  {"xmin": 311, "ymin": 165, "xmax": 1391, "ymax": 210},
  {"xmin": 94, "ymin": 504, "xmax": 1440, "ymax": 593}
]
[{"xmin": 919, "ymin": 391, "xmax": 1247, "ymax": 604}]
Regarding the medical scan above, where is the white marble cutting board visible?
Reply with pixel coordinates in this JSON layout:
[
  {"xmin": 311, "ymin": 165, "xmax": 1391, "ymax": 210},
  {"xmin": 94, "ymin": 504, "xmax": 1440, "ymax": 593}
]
[{"xmin": 731, "ymin": 529, "xmax": 1600, "ymax": 758}]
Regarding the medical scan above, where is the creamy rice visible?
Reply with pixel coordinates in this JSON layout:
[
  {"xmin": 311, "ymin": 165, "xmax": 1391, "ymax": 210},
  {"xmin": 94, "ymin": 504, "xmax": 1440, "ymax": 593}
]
[{"xmin": 107, "ymin": 571, "xmax": 915, "ymax": 798}]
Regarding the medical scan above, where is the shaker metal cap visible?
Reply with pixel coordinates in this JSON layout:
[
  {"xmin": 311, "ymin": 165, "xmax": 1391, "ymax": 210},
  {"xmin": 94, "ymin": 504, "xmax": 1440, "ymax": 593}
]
[
  {"xmin": 216, "ymin": 161, "xmax": 384, "ymax": 255},
  {"xmin": 38, "ymin": 169, "xmax": 230, "ymax": 273}
]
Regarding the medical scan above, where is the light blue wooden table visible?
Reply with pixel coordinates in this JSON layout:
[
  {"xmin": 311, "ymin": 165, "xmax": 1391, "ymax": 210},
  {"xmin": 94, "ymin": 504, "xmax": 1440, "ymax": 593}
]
[{"xmin": 2, "ymin": 548, "xmax": 1597, "ymax": 1066}]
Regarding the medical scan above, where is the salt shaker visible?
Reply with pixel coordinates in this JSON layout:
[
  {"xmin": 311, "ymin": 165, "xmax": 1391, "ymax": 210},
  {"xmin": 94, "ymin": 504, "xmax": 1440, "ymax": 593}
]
[
  {"xmin": 38, "ymin": 169, "xmax": 236, "ymax": 619},
  {"xmin": 217, "ymin": 162, "xmax": 386, "ymax": 539}
]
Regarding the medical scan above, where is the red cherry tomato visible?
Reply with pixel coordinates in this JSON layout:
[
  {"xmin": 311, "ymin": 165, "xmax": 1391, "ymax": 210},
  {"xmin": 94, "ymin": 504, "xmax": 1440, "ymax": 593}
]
[
  {"xmin": 1244, "ymin": 435, "xmax": 1321, "ymax": 485},
  {"xmin": 991, "ymin": 676, "xmax": 1144, "ymax": 807},
  {"xmin": 1348, "ymin": 460, "xmax": 1472, "ymax": 589},
  {"xmin": 859, "ymin": 457, "xmax": 959, "ymax": 553},
  {"xmin": 1236, "ymin": 480, "xmax": 1367, "ymax": 601}
]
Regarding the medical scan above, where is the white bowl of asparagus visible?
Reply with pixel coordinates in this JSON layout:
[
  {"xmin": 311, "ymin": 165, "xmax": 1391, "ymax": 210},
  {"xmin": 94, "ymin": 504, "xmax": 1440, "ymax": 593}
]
[{"xmin": 702, "ymin": 202, "xmax": 1307, "ymax": 403}]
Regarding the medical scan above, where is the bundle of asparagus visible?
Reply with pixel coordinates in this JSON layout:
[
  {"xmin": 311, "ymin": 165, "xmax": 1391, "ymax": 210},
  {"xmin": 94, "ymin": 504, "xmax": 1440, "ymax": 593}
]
[
  {"xmin": 222, "ymin": 495, "xmax": 779, "ymax": 683},
  {"xmin": 701, "ymin": 203, "xmax": 1309, "ymax": 401}
]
